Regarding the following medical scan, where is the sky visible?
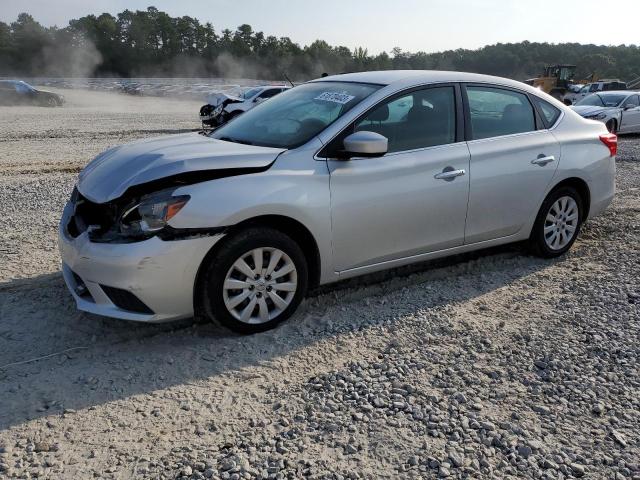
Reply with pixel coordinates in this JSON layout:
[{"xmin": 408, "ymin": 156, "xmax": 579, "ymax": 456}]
[{"xmin": 1, "ymin": 0, "xmax": 639, "ymax": 54}]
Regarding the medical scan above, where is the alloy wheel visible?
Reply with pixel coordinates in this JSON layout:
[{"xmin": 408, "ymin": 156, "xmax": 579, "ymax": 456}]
[
  {"xmin": 543, "ymin": 196, "xmax": 579, "ymax": 250},
  {"xmin": 222, "ymin": 247, "xmax": 298, "ymax": 324}
]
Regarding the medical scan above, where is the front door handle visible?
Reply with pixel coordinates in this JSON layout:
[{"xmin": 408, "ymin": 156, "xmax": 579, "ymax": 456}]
[
  {"xmin": 532, "ymin": 155, "xmax": 555, "ymax": 166},
  {"xmin": 434, "ymin": 168, "xmax": 466, "ymax": 180}
]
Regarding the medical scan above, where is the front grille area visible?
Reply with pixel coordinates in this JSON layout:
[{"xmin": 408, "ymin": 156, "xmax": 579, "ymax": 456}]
[
  {"xmin": 100, "ymin": 285, "xmax": 154, "ymax": 315},
  {"xmin": 67, "ymin": 189, "xmax": 120, "ymax": 239}
]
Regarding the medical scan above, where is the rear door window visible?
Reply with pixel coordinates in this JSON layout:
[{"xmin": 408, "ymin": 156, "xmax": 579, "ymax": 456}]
[{"xmin": 466, "ymin": 86, "xmax": 536, "ymax": 140}]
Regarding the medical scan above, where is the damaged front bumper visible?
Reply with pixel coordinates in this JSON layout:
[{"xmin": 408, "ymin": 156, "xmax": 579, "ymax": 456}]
[
  {"xmin": 199, "ymin": 104, "xmax": 225, "ymax": 125},
  {"xmin": 58, "ymin": 201, "xmax": 223, "ymax": 323}
]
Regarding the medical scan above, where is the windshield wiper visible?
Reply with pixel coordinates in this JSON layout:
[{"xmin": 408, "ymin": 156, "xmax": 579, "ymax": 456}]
[{"xmin": 217, "ymin": 136, "xmax": 254, "ymax": 146}]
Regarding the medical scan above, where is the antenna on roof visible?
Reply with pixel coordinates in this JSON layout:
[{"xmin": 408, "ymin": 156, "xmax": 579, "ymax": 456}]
[{"xmin": 283, "ymin": 73, "xmax": 295, "ymax": 88}]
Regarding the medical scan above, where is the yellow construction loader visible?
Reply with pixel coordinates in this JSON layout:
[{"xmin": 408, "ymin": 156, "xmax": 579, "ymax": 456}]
[{"xmin": 525, "ymin": 64, "xmax": 579, "ymax": 101}]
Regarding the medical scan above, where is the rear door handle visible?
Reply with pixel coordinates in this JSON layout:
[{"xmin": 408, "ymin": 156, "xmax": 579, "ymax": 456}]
[
  {"xmin": 434, "ymin": 169, "xmax": 466, "ymax": 180},
  {"xmin": 531, "ymin": 155, "xmax": 555, "ymax": 166}
]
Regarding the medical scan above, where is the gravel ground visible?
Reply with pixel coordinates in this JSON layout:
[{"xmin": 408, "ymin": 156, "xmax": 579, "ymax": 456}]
[{"xmin": 0, "ymin": 89, "xmax": 638, "ymax": 479}]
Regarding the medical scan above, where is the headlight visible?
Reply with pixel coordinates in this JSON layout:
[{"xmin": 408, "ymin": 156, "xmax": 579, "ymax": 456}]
[
  {"xmin": 119, "ymin": 190, "xmax": 190, "ymax": 236},
  {"xmin": 587, "ymin": 112, "xmax": 607, "ymax": 120},
  {"xmin": 212, "ymin": 104, "xmax": 224, "ymax": 116}
]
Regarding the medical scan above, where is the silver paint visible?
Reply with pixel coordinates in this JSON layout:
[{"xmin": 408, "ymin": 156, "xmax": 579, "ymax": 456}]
[{"xmin": 59, "ymin": 70, "xmax": 616, "ymax": 323}]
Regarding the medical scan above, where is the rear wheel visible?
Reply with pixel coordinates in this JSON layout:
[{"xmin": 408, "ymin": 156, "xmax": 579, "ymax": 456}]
[
  {"xmin": 199, "ymin": 228, "xmax": 308, "ymax": 334},
  {"xmin": 528, "ymin": 187, "xmax": 584, "ymax": 258}
]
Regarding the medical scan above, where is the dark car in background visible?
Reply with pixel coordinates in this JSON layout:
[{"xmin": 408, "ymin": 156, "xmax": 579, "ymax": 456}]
[{"xmin": 0, "ymin": 80, "xmax": 64, "ymax": 106}]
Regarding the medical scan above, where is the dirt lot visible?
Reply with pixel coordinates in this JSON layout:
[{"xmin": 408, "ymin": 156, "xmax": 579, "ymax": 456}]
[{"xmin": 0, "ymin": 88, "xmax": 639, "ymax": 479}]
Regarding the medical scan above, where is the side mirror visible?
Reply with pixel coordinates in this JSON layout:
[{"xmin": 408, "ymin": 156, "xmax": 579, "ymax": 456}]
[
  {"xmin": 624, "ymin": 104, "xmax": 636, "ymax": 110},
  {"xmin": 340, "ymin": 131, "xmax": 388, "ymax": 159},
  {"xmin": 254, "ymin": 97, "xmax": 266, "ymax": 104}
]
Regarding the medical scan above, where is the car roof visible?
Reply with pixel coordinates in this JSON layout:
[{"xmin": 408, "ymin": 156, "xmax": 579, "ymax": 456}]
[
  {"xmin": 594, "ymin": 90, "xmax": 635, "ymax": 95},
  {"xmin": 0, "ymin": 80, "xmax": 33, "ymax": 87},
  {"xmin": 312, "ymin": 70, "xmax": 533, "ymax": 91}
]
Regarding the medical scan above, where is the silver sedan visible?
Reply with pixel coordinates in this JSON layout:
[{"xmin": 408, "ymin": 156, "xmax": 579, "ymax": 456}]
[{"xmin": 59, "ymin": 71, "xmax": 616, "ymax": 333}]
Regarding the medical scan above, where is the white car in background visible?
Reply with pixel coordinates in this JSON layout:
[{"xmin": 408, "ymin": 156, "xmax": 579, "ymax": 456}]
[
  {"xmin": 571, "ymin": 91, "xmax": 640, "ymax": 133},
  {"xmin": 564, "ymin": 80, "xmax": 628, "ymax": 105},
  {"xmin": 200, "ymin": 85, "xmax": 290, "ymax": 127}
]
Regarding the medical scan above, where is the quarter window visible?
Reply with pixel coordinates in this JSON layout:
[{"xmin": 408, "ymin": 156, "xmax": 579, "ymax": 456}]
[
  {"xmin": 467, "ymin": 86, "xmax": 536, "ymax": 140},
  {"xmin": 532, "ymin": 97, "xmax": 561, "ymax": 127},
  {"xmin": 354, "ymin": 86, "xmax": 456, "ymax": 153}
]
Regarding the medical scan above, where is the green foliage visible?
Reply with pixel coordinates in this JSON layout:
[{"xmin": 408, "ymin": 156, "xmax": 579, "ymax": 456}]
[{"xmin": 0, "ymin": 7, "xmax": 639, "ymax": 81}]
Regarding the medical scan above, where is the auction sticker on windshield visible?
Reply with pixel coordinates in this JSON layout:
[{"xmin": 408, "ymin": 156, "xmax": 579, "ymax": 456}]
[{"xmin": 315, "ymin": 92, "xmax": 356, "ymax": 104}]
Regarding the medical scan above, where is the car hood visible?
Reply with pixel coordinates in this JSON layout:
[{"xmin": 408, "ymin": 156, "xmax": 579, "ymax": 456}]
[
  {"xmin": 77, "ymin": 133, "xmax": 285, "ymax": 203},
  {"xmin": 571, "ymin": 105, "xmax": 616, "ymax": 116},
  {"xmin": 206, "ymin": 92, "xmax": 243, "ymax": 107}
]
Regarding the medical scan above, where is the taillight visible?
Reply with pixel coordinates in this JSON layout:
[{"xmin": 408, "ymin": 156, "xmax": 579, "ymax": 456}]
[{"xmin": 599, "ymin": 133, "xmax": 617, "ymax": 157}]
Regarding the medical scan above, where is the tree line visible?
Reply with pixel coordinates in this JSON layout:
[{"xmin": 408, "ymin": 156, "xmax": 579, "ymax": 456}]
[{"xmin": 1, "ymin": 7, "xmax": 640, "ymax": 82}]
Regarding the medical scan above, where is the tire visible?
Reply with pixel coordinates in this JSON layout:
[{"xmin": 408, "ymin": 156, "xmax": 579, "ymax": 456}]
[
  {"xmin": 551, "ymin": 90, "xmax": 564, "ymax": 102},
  {"xmin": 198, "ymin": 228, "xmax": 308, "ymax": 334},
  {"xmin": 605, "ymin": 119, "xmax": 617, "ymax": 134},
  {"xmin": 528, "ymin": 186, "xmax": 584, "ymax": 258}
]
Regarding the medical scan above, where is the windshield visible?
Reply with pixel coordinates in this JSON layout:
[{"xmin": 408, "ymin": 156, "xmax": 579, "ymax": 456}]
[
  {"xmin": 241, "ymin": 87, "xmax": 263, "ymax": 99},
  {"xmin": 210, "ymin": 81, "xmax": 382, "ymax": 149},
  {"xmin": 577, "ymin": 93, "xmax": 626, "ymax": 107}
]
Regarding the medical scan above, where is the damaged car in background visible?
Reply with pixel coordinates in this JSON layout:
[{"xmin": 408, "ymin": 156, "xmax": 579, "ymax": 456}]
[
  {"xmin": 570, "ymin": 91, "xmax": 640, "ymax": 133},
  {"xmin": 0, "ymin": 80, "xmax": 64, "ymax": 106},
  {"xmin": 60, "ymin": 71, "xmax": 616, "ymax": 334},
  {"xmin": 199, "ymin": 85, "xmax": 290, "ymax": 128}
]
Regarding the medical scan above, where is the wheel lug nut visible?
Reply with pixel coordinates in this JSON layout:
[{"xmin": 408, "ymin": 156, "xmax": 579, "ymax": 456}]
[
  {"xmin": 265, "ymin": 275, "xmax": 271, "ymax": 280},
  {"xmin": 256, "ymin": 292, "xmax": 262, "ymax": 298},
  {"xmin": 266, "ymin": 286, "xmax": 272, "ymax": 292},
  {"xmin": 254, "ymin": 274, "xmax": 260, "ymax": 280}
]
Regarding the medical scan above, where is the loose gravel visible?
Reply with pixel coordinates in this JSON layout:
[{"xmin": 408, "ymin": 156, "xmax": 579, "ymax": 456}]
[{"xmin": 0, "ymin": 89, "xmax": 638, "ymax": 479}]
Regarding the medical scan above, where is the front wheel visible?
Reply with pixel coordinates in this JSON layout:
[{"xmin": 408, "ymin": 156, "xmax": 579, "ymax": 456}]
[
  {"xmin": 226, "ymin": 110, "xmax": 243, "ymax": 122},
  {"xmin": 528, "ymin": 187, "xmax": 584, "ymax": 258},
  {"xmin": 551, "ymin": 90, "xmax": 564, "ymax": 102},
  {"xmin": 198, "ymin": 228, "xmax": 308, "ymax": 334}
]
